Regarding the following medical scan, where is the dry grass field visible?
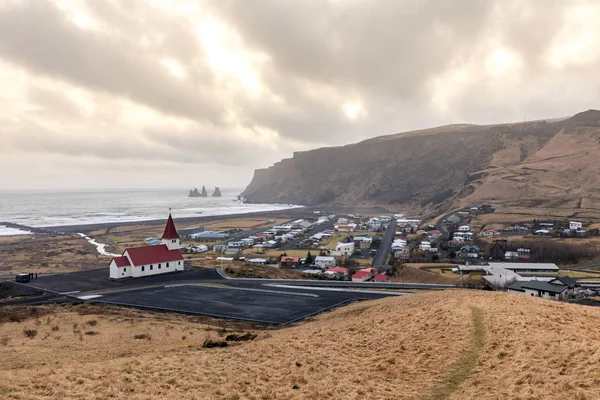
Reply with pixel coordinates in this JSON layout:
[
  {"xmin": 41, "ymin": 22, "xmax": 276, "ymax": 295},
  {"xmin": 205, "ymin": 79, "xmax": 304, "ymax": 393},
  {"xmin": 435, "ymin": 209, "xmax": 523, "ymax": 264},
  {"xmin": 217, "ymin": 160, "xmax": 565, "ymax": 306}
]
[
  {"xmin": 1, "ymin": 291, "xmax": 600, "ymax": 399},
  {"xmin": 0, "ymin": 234, "xmax": 106, "ymax": 274},
  {"xmin": 390, "ymin": 263, "xmax": 460, "ymax": 284}
]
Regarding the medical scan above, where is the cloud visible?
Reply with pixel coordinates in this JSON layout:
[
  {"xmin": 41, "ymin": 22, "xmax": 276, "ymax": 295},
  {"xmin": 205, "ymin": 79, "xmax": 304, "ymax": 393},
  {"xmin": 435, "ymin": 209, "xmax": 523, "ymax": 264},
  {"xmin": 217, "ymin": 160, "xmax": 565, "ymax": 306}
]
[{"xmin": 0, "ymin": 0, "xmax": 599, "ymax": 190}]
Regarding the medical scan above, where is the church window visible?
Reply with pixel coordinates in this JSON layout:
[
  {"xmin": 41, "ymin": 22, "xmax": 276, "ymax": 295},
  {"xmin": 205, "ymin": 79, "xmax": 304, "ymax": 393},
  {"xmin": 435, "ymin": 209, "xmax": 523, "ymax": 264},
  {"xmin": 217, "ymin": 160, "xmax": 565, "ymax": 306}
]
[
  {"xmin": 178, "ymin": 261, "xmax": 181, "ymax": 265},
  {"xmin": 124, "ymin": 268, "xmax": 126, "ymax": 272},
  {"xmin": 166, "ymin": 262, "xmax": 169, "ymax": 267},
  {"xmin": 158, "ymin": 264, "xmax": 161, "ymax": 269},
  {"xmin": 150, "ymin": 265, "xmax": 153, "ymax": 270},
  {"xmin": 141, "ymin": 266, "xmax": 145, "ymax": 272}
]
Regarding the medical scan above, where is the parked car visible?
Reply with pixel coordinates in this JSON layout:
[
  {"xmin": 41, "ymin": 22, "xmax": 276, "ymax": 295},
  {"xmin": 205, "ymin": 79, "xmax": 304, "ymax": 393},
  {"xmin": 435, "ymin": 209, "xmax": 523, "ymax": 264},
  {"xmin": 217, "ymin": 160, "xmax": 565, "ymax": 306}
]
[{"xmin": 15, "ymin": 273, "xmax": 30, "ymax": 283}]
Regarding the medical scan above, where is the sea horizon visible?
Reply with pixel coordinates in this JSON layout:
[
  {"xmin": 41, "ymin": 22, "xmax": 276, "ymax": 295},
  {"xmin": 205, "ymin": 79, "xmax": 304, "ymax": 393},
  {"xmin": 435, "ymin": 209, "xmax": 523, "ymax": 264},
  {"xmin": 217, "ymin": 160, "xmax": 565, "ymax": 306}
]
[{"xmin": 0, "ymin": 188, "xmax": 301, "ymax": 232}]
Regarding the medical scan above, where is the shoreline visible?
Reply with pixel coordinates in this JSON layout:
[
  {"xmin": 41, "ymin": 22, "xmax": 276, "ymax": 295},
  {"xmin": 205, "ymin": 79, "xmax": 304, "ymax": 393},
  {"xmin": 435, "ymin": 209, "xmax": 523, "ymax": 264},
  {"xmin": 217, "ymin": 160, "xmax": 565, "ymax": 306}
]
[{"xmin": 1, "ymin": 204, "xmax": 393, "ymax": 235}]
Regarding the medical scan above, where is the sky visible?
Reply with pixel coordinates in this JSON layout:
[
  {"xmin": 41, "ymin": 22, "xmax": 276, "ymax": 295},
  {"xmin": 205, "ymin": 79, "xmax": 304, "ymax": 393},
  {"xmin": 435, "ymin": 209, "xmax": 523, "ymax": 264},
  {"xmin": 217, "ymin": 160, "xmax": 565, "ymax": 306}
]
[{"xmin": 0, "ymin": 0, "xmax": 599, "ymax": 190}]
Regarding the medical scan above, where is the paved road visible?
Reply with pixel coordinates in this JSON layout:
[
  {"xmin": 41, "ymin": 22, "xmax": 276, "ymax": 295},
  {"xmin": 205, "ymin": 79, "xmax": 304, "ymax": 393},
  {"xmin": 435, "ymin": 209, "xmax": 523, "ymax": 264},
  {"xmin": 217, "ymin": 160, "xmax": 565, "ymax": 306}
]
[
  {"xmin": 565, "ymin": 261, "xmax": 600, "ymax": 271},
  {"xmin": 371, "ymin": 219, "xmax": 397, "ymax": 267}
]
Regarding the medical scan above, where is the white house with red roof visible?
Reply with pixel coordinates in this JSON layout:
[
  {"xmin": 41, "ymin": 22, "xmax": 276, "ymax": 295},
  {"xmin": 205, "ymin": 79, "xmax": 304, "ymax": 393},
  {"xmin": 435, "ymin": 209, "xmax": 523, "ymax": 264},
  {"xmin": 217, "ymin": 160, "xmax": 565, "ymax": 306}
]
[{"xmin": 109, "ymin": 213, "xmax": 184, "ymax": 279}]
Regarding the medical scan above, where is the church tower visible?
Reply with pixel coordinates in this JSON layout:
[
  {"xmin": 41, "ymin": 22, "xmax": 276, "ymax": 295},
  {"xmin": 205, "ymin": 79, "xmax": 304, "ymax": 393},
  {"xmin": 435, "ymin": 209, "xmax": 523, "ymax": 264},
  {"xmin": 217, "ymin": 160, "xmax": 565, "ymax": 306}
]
[{"xmin": 161, "ymin": 210, "xmax": 180, "ymax": 250}]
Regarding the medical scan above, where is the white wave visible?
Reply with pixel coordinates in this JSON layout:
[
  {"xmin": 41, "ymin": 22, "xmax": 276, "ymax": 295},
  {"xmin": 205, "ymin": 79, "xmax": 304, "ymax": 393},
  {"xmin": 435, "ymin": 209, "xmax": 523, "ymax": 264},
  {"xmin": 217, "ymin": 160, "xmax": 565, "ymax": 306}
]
[{"xmin": 0, "ymin": 225, "xmax": 33, "ymax": 236}]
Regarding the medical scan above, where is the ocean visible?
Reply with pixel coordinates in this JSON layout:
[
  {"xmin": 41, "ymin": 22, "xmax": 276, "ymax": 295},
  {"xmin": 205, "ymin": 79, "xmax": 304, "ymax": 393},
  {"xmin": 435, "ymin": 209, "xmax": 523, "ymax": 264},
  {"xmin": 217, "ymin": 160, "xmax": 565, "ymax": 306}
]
[{"xmin": 0, "ymin": 188, "xmax": 301, "ymax": 234}]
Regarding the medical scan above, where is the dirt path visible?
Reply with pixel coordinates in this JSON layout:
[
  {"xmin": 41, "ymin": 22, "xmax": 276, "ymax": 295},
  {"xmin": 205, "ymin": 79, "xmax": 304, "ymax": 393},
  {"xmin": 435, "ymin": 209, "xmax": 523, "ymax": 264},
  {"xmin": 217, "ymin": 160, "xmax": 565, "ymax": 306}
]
[{"xmin": 423, "ymin": 304, "xmax": 485, "ymax": 400}]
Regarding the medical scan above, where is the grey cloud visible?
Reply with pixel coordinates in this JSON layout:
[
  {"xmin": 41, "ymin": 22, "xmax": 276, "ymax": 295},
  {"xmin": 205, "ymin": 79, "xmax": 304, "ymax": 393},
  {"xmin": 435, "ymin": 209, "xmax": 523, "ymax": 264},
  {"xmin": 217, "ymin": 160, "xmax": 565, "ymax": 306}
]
[{"xmin": 0, "ymin": 1, "xmax": 222, "ymax": 125}]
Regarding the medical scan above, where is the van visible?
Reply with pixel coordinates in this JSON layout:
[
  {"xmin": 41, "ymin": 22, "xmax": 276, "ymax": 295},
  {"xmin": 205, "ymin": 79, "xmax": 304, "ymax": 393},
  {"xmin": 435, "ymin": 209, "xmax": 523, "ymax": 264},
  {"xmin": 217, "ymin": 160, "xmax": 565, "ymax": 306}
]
[{"xmin": 15, "ymin": 273, "xmax": 30, "ymax": 283}]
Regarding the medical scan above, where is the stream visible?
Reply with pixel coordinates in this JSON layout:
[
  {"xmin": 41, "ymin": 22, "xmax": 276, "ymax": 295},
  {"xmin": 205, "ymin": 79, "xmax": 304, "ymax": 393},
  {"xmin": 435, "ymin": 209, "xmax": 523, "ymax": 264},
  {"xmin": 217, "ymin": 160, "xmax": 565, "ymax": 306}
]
[{"xmin": 77, "ymin": 233, "xmax": 119, "ymax": 257}]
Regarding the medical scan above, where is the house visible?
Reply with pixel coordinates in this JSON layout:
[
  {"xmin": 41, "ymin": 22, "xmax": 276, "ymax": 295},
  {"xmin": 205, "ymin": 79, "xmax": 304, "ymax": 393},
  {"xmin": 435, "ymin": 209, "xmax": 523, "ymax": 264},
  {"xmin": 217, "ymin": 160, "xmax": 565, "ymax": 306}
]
[
  {"xmin": 373, "ymin": 273, "xmax": 389, "ymax": 282},
  {"xmin": 480, "ymin": 229, "xmax": 501, "ymax": 237},
  {"xmin": 459, "ymin": 245, "xmax": 480, "ymax": 258},
  {"xmin": 458, "ymin": 225, "xmax": 470, "ymax": 232},
  {"xmin": 109, "ymin": 213, "xmax": 184, "ymax": 279},
  {"xmin": 535, "ymin": 229, "xmax": 550, "ymax": 235},
  {"xmin": 334, "ymin": 242, "xmax": 355, "ymax": 256},
  {"xmin": 570, "ymin": 221, "xmax": 583, "ymax": 231},
  {"xmin": 336, "ymin": 224, "xmax": 356, "ymax": 232},
  {"xmin": 419, "ymin": 241, "xmax": 431, "ymax": 251},
  {"xmin": 517, "ymin": 248, "xmax": 531, "ymax": 260},
  {"xmin": 355, "ymin": 236, "xmax": 373, "ymax": 249},
  {"xmin": 520, "ymin": 281, "xmax": 569, "ymax": 300},
  {"xmin": 550, "ymin": 276, "xmax": 581, "ymax": 296},
  {"xmin": 352, "ymin": 268, "xmax": 375, "ymax": 282},
  {"xmin": 190, "ymin": 230, "xmax": 229, "ymax": 241},
  {"xmin": 481, "ymin": 204, "xmax": 494, "ymax": 213},
  {"xmin": 504, "ymin": 251, "xmax": 519, "ymax": 261},
  {"xmin": 394, "ymin": 246, "xmax": 410, "ymax": 260},
  {"xmin": 213, "ymin": 244, "xmax": 228, "ymax": 253},
  {"xmin": 280, "ymin": 256, "xmax": 300, "ymax": 268},
  {"xmin": 446, "ymin": 215, "xmax": 461, "ymax": 224},
  {"xmin": 188, "ymin": 244, "xmax": 208, "ymax": 253},
  {"xmin": 248, "ymin": 258, "xmax": 267, "ymax": 265},
  {"xmin": 314, "ymin": 256, "xmax": 336, "ymax": 269},
  {"xmin": 487, "ymin": 262, "xmax": 559, "ymax": 277},
  {"xmin": 325, "ymin": 266, "xmax": 348, "ymax": 279},
  {"xmin": 227, "ymin": 241, "xmax": 246, "ymax": 248}
]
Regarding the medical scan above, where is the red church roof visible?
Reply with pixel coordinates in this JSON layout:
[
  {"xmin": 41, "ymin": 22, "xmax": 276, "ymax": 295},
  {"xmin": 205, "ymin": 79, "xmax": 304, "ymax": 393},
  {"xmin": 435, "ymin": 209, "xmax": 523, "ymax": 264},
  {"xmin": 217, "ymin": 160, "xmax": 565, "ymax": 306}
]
[
  {"xmin": 123, "ymin": 244, "xmax": 183, "ymax": 266},
  {"xmin": 161, "ymin": 213, "xmax": 180, "ymax": 240},
  {"xmin": 112, "ymin": 256, "xmax": 130, "ymax": 268}
]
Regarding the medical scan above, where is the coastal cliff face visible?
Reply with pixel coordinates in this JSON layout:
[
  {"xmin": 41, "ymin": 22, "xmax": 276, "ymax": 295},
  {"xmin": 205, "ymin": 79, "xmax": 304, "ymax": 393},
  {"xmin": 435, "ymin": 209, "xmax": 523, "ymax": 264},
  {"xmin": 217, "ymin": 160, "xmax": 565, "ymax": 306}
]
[{"xmin": 241, "ymin": 110, "xmax": 600, "ymax": 213}]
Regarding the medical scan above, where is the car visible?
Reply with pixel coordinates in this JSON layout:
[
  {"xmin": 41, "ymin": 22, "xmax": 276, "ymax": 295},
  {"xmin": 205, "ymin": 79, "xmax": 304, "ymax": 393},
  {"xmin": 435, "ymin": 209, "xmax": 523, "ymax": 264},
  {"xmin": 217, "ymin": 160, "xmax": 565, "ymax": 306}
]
[
  {"xmin": 15, "ymin": 273, "xmax": 30, "ymax": 283},
  {"xmin": 370, "ymin": 249, "xmax": 378, "ymax": 255}
]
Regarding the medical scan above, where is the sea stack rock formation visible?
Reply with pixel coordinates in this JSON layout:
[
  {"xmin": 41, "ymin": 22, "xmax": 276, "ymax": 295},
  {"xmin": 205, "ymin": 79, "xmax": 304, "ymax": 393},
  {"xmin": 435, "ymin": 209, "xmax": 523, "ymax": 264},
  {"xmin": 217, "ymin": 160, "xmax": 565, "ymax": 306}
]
[
  {"xmin": 188, "ymin": 186, "xmax": 208, "ymax": 197},
  {"xmin": 212, "ymin": 187, "xmax": 222, "ymax": 197}
]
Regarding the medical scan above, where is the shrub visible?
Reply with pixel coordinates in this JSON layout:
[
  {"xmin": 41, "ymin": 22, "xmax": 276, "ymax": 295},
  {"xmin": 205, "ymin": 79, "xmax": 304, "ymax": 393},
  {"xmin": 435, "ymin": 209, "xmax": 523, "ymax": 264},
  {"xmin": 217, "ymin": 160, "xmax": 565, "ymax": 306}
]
[
  {"xmin": 134, "ymin": 333, "xmax": 151, "ymax": 340},
  {"xmin": 23, "ymin": 329, "xmax": 37, "ymax": 338},
  {"xmin": 85, "ymin": 331, "xmax": 99, "ymax": 336},
  {"xmin": 51, "ymin": 325, "xmax": 59, "ymax": 332},
  {"xmin": 225, "ymin": 332, "xmax": 257, "ymax": 342},
  {"xmin": 202, "ymin": 339, "xmax": 228, "ymax": 348}
]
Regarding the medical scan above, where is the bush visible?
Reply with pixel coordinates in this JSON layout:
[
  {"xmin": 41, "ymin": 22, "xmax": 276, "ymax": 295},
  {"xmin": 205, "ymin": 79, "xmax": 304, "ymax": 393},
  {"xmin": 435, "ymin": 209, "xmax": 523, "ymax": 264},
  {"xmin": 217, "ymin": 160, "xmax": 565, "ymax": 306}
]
[
  {"xmin": 202, "ymin": 339, "xmax": 228, "ymax": 348},
  {"xmin": 225, "ymin": 332, "xmax": 257, "ymax": 342},
  {"xmin": 85, "ymin": 331, "xmax": 99, "ymax": 336},
  {"xmin": 134, "ymin": 333, "xmax": 151, "ymax": 340},
  {"xmin": 23, "ymin": 329, "xmax": 37, "ymax": 338}
]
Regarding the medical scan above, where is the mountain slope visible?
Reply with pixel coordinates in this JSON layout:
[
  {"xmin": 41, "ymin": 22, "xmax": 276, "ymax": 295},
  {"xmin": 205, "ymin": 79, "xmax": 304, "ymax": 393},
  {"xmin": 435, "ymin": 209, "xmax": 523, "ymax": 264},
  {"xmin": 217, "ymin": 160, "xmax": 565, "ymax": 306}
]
[{"xmin": 242, "ymin": 110, "xmax": 600, "ymax": 213}]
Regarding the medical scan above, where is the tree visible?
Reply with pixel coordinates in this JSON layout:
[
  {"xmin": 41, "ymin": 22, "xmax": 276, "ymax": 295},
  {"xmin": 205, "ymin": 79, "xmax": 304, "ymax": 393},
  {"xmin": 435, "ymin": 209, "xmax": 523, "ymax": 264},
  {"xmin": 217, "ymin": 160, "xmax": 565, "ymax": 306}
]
[{"xmin": 305, "ymin": 252, "xmax": 314, "ymax": 265}]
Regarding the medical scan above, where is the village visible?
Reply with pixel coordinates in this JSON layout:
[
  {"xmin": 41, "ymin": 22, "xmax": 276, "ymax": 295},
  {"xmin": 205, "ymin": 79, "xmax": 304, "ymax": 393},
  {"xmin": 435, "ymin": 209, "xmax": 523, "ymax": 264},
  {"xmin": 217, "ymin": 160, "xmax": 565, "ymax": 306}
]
[{"xmin": 114, "ymin": 204, "xmax": 600, "ymax": 303}]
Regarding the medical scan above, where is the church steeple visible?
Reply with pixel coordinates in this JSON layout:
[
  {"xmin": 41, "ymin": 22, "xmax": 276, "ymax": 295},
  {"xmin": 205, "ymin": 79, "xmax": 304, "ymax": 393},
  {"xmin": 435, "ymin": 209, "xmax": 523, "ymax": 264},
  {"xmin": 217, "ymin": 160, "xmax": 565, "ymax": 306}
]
[{"xmin": 161, "ymin": 209, "xmax": 180, "ymax": 250}]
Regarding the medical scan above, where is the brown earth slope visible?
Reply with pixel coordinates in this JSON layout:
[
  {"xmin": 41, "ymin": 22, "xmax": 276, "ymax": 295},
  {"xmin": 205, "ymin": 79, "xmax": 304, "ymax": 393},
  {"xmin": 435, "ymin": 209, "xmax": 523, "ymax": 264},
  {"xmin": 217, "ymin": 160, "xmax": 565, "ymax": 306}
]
[
  {"xmin": 242, "ymin": 109, "xmax": 600, "ymax": 215},
  {"xmin": 1, "ymin": 291, "xmax": 600, "ymax": 399}
]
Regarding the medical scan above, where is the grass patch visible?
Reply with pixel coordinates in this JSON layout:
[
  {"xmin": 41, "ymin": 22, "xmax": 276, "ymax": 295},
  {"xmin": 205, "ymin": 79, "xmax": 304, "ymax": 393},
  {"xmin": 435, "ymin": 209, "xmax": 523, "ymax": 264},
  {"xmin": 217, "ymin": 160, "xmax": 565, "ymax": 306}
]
[{"xmin": 225, "ymin": 332, "xmax": 257, "ymax": 342}]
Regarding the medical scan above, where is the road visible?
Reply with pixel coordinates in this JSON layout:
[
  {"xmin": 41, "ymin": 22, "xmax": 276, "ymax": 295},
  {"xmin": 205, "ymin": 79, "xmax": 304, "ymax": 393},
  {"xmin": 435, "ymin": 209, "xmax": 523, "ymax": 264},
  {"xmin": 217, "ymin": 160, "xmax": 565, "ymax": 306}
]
[{"xmin": 371, "ymin": 219, "xmax": 397, "ymax": 267}]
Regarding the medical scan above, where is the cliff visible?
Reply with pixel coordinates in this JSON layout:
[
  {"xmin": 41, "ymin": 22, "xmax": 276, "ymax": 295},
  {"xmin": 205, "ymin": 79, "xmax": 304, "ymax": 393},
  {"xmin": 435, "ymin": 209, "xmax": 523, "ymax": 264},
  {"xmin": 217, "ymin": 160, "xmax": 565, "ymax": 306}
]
[{"xmin": 241, "ymin": 110, "xmax": 600, "ymax": 213}]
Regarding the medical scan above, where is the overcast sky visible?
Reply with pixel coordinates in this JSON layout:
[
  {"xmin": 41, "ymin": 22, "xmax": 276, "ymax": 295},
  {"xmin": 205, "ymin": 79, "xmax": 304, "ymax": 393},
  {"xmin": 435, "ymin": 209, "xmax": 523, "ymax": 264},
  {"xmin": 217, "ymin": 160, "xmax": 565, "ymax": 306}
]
[{"xmin": 1, "ymin": 0, "xmax": 599, "ymax": 190}]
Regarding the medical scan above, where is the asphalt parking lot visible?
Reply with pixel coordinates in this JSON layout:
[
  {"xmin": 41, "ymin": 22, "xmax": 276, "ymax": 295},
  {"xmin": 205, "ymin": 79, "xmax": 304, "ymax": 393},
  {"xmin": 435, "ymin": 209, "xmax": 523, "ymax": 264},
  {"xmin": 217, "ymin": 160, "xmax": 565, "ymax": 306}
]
[
  {"xmin": 93, "ymin": 284, "xmax": 369, "ymax": 324},
  {"xmin": 26, "ymin": 267, "xmax": 222, "ymax": 293}
]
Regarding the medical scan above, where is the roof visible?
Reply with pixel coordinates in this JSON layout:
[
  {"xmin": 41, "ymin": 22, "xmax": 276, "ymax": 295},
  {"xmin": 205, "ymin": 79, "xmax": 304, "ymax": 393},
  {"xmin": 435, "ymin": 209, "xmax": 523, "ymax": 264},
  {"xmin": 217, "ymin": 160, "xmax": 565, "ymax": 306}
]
[
  {"xmin": 507, "ymin": 281, "xmax": 526, "ymax": 291},
  {"xmin": 352, "ymin": 271, "xmax": 371, "ymax": 278},
  {"xmin": 488, "ymin": 262, "xmax": 559, "ymax": 271},
  {"xmin": 315, "ymin": 256, "xmax": 335, "ymax": 261},
  {"xmin": 521, "ymin": 280, "xmax": 567, "ymax": 294},
  {"xmin": 161, "ymin": 214, "xmax": 180, "ymax": 240},
  {"xmin": 124, "ymin": 244, "xmax": 183, "ymax": 266},
  {"xmin": 281, "ymin": 256, "xmax": 300, "ymax": 263},
  {"xmin": 552, "ymin": 275, "xmax": 580, "ymax": 288},
  {"xmin": 112, "ymin": 256, "xmax": 131, "ymax": 268},
  {"xmin": 373, "ymin": 274, "xmax": 388, "ymax": 281},
  {"xmin": 326, "ymin": 266, "xmax": 348, "ymax": 273}
]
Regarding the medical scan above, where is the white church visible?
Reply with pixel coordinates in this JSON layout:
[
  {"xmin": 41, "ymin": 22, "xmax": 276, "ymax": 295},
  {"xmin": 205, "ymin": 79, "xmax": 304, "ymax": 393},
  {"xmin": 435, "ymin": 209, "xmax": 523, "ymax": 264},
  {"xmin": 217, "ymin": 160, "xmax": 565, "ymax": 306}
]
[{"xmin": 109, "ymin": 212, "xmax": 184, "ymax": 279}]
